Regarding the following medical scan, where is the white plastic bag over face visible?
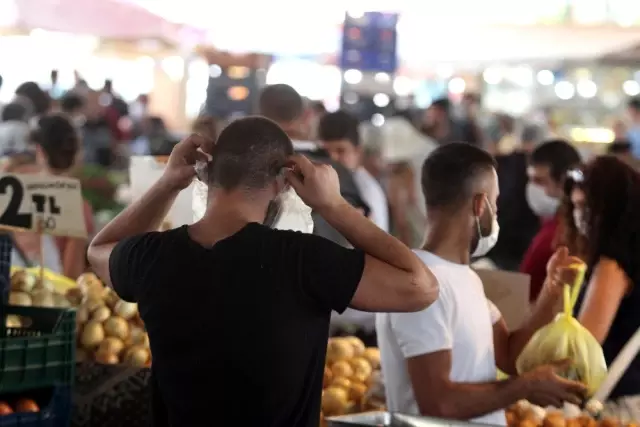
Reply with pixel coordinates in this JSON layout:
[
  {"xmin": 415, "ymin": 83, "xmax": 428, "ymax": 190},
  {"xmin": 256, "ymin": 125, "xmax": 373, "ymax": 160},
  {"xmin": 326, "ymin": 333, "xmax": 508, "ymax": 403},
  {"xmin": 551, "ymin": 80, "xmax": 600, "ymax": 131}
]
[{"xmin": 192, "ymin": 179, "xmax": 314, "ymax": 234}]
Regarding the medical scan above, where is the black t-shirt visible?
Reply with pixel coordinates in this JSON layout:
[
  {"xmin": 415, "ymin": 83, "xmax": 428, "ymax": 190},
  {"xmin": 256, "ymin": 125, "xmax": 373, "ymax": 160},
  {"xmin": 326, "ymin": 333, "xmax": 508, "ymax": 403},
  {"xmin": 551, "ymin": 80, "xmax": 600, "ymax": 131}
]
[{"xmin": 109, "ymin": 223, "xmax": 365, "ymax": 427}]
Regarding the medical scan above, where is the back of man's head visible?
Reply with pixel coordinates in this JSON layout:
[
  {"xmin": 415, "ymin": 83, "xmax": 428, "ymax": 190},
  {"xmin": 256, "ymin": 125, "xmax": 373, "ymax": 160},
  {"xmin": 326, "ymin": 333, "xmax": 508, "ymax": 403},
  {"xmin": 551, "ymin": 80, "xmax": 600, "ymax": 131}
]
[
  {"xmin": 422, "ymin": 143, "xmax": 497, "ymax": 211},
  {"xmin": 207, "ymin": 116, "xmax": 294, "ymax": 191},
  {"xmin": 258, "ymin": 84, "xmax": 305, "ymax": 125},
  {"xmin": 60, "ymin": 93, "xmax": 85, "ymax": 114},
  {"xmin": 1, "ymin": 102, "xmax": 28, "ymax": 122},
  {"xmin": 530, "ymin": 139, "xmax": 581, "ymax": 182}
]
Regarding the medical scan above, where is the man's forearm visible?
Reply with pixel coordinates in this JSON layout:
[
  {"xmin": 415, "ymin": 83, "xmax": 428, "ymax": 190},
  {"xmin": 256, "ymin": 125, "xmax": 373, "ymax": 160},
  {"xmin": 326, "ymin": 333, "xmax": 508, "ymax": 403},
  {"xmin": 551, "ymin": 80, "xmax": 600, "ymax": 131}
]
[
  {"xmin": 90, "ymin": 179, "xmax": 179, "ymax": 248},
  {"xmin": 423, "ymin": 377, "xmax": 528, "ymax": 420},
  {"xmin": 506, "ymin": 280, "xmax": 561, "ymax": 366},
  {"xmin": 319, "ymin": 200, "xmax": 423, "ymax": 274}
]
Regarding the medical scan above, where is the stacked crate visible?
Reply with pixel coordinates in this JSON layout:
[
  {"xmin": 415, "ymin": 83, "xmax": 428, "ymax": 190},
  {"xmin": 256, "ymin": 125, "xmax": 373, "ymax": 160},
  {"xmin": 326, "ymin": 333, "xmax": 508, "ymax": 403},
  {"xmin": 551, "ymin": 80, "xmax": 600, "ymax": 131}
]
[{"xmin": 0, "ymin": 233, "xmax": 75, "ymax": 427}]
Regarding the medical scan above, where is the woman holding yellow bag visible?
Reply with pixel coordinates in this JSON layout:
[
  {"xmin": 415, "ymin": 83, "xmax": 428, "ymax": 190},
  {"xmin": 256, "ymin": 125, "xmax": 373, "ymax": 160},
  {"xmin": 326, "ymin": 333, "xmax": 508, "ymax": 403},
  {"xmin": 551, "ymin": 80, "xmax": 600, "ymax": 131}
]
[{"xmin": 561, "ymin": 156, "xmax": 640, "ymax": 400}]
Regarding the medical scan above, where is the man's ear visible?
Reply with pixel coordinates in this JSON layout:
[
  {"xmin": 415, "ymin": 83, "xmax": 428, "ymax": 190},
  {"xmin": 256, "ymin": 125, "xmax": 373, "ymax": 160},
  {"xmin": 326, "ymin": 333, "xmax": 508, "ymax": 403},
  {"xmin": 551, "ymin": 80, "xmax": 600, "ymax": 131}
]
[{"xmin": 471, "ymin": 193, "xmax": 486, "ymax": 217}]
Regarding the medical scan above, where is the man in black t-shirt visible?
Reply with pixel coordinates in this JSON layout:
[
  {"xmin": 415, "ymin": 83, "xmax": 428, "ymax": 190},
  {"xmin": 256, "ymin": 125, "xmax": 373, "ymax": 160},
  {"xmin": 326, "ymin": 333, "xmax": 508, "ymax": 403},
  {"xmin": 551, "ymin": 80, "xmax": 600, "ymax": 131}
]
[{"xmin": 87, "ymin": 117, "xmax": 438, "ymax": 427}]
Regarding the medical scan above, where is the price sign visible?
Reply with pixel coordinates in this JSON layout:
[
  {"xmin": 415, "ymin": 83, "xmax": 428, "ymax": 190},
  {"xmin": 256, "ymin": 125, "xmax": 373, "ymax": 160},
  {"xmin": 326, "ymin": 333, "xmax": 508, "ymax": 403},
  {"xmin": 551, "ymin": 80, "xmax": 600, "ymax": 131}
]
[{"xmin": 0, "ymin": 173, "xmax": 87, "ymax": 238}]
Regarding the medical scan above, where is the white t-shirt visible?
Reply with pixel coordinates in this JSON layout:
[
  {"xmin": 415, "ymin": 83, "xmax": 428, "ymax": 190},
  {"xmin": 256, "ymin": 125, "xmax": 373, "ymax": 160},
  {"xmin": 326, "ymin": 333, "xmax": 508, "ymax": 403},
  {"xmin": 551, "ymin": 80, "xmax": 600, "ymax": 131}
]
[
  {"xmin": 353, "ymin": 167, "xmax": 389, "ymax": 232},
  {"xmin": 376, "ymin": 250, "xmax": 505, "ymax": 426}
]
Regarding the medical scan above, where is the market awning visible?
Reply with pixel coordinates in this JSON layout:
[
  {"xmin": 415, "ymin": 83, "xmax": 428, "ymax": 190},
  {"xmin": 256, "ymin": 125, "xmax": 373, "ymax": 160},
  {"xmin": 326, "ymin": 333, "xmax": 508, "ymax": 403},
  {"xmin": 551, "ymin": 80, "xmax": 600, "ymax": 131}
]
[{"xmin": 0, "ymin": 0, "xmax": 201, "ymax": 48}]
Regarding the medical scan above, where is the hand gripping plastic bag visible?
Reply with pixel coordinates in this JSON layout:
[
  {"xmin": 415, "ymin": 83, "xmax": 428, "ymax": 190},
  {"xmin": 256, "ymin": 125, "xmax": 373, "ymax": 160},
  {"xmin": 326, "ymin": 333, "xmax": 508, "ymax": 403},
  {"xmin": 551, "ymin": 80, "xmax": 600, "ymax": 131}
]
[{"xmin": 516, "ymin": 262, "xmax": 608, "ymax": 396}]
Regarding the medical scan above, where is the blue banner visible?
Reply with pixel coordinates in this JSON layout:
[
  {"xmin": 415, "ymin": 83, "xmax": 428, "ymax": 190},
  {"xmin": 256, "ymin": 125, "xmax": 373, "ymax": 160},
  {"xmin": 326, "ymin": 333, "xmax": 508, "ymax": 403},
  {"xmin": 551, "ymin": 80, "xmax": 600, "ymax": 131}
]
[{"xmin": 339, "ymin": 12, "xmax": 398, "ymax": 73}]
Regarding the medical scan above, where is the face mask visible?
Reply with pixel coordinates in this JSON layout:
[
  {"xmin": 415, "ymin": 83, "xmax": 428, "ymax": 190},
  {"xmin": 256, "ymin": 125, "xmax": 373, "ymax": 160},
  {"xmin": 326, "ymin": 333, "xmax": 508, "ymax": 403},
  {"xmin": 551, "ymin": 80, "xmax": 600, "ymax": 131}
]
[
  {"xmin": 472, "ymin": 196, "xmax": 500, "ymax": 258},
  {"xmin": 526, "ymin": 182, "xmax": 560, "ymax": 218},
  {"xmin": 573, "ymin": 209, "xmax": 587, "ymax": 236},
  {"xmin": 192, "ymin": 166, "xmax": 314, "ymax": 234}
]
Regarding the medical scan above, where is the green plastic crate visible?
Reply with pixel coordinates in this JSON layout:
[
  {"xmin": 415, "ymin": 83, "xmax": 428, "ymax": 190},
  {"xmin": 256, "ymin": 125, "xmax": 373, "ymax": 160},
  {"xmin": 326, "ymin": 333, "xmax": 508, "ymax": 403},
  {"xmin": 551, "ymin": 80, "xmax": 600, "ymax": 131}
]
[{"xmin": 0, "ymin": 305, "xmax": 76, "ymax": 392}]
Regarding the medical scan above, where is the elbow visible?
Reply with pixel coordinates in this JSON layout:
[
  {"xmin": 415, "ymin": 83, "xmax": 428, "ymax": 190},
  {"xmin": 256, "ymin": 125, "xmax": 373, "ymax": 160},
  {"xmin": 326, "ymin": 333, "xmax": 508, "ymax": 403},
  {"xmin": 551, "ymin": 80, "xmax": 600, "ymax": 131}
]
[
  {"xmin": 407, "ymin": 270, "xmax": 440, "ymax": 311},
  {"xmin": 419, "ymin": 400, "xmax": 458, "ymax": 420}
]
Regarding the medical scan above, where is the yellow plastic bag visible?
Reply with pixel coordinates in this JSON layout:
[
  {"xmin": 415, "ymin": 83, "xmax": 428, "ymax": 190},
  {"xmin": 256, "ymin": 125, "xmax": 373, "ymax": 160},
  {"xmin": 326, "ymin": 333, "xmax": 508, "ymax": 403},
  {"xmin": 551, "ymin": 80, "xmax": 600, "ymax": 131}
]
[{"xmin": 515, "ymin": 262, "xmax": 608, "ymax": 396}]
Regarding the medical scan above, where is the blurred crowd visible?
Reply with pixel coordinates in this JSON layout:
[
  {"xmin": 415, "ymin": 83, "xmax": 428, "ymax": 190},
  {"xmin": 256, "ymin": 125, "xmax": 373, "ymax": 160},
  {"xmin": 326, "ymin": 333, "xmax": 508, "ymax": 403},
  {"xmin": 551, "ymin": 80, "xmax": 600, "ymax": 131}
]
[{"xmin": 2, "ymin": 75, "xmax": 640, "ymax": 394}]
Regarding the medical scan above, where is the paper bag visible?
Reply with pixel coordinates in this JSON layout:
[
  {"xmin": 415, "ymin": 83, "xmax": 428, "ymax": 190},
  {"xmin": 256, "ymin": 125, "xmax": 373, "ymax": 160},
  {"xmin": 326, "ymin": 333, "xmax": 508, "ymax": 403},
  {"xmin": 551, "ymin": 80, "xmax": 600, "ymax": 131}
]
[
  {"xmin": 475, "ymin": 269, "xmax": 531, "ymax": 330},
  {"xmin": 129, "ymin": 156, "xmax": 194, "ymax": 228}
]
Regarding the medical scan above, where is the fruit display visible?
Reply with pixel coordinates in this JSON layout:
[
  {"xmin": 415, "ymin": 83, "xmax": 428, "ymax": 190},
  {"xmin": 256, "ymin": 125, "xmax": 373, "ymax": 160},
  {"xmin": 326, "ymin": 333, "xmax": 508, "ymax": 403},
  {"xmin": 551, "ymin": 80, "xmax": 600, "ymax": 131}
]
[
  {"xmin": 320, "ymin": 336, "xmax": 385, "ymax": 423},
  {"xmin": 507, "ymin": 399, "xmax": 637, "ymax": 427},
  {"xmin": 9, "ymin": 269, "xmax": 151, "ymax": 367}
]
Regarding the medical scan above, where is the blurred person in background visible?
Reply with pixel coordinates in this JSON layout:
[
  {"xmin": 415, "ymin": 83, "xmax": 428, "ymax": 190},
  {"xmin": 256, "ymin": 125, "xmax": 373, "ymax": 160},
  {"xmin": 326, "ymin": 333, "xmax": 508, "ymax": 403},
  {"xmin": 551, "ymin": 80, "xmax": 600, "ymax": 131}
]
[
  {"xmin": 319, "ymin": 110, "xmax": 388, "ymax": 232},
  {"xmin": 259, "ymin": 84, "xmax": 369, "ymax": 247},
  {"xmin": 307, "ymin": 100, "xmax": 326, "ymax": 140},
  {"xmin": 15, "ymin": 81, "xmax": 51, "ymax": 118},
  {"xmin": 460, "ymin": 93, "xmax": 484, "ymax": 147},
  {"xmin": 361, "ymin": 145, "xmax": 386, "ymax": 184},
  {"xmin": 100, "ymin": 79, "xmax": 129, "ymax": 144},
  {"xmin": 60, "ymin": 92, "xmax": 86, "ymax": 129},
  {"xmin": 613, "ymin": 119, "xmax": 627, "ymax": 140},
  {"xmin": 0, "ymin": 102, "xmax": 31, "ymax": 155},
  {"xmin": 522, "ymin": 140, "xmax": 581, "ymax": 301},
  {"xmin": 319, "ymin": 110, "xmax": 389, "ymax": 346},
  {"xmin": 32, "ymin": 114, "xmax": 94, "ymax": 278},
  {"xmin": 420, "ymin": 98, "xmax": 464, "ymax": 145},
  {"xmin": 191, "ymin": 115, "xmax": 218, "ymax": 141},
  {"xmin": 387, "ymin": 162, "xmax": 424, "ymax": 248},
  {"xmin": 520, "ymin": 124, "xmax": 543, "ymax": 153},
  {"xmin": 626, "ymin": 98, "xmax": 640, "ymax": 159},
  {"xmin": 82, "ymin": 90, "xmax": 115, "ymax": 167},
  {"xmin": 562, "ymin": 156, "xmax": 640, "ymax": 401},
  {"xmin": 131, "ymin": 116, "xmax": 176, "ymax": 156},
  {"xmin": 0, "ymin": 74, "xmax": 4, "ymax": 113},
  {"xmin": 494, "ymin": 114, "xmax": 517, "ymax": 155},
  {"xmin": 607, "ymin": 139, "xmax": 639, "ymax": 169}
]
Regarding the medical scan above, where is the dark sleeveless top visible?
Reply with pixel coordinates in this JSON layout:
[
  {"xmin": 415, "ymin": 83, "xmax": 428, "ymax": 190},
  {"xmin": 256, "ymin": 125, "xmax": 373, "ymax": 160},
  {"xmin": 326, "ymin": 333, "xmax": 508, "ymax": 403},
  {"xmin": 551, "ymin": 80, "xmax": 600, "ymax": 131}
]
[{"xmin": 574, "ymin": 257, "xmax": 640, "ymax": 400}]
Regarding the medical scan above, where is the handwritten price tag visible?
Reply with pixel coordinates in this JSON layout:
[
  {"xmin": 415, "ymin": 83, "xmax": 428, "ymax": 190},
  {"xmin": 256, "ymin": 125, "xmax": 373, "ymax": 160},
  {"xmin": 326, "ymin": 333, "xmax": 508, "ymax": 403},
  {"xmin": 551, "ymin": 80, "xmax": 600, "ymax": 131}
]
[{"xmin": 0, "ymin": 173, "xmax": 87, "ymax": 238}]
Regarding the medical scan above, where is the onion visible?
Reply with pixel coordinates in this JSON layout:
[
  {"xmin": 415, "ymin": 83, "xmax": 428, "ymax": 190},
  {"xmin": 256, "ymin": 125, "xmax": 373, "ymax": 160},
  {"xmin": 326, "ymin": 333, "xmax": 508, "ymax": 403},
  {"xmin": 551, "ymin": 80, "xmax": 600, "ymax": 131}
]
[
  {"xmin": 104, "ymin": 316, "xmax": 129, "ymax": 341},
  {"xmin": 81, "ymin": 321, "xmax": 105, "ymax": 349},
  {"xmin": 82, "ymin": 297, "xmax": 104, "ymax": 313},
  {"xmin": 5, "ymin": 315, "xmax": 22, "ymax": 328},
  {"xmin": 114, "ymin": 301, "xmax": 138, "ymax": 320},
  {"xmin": 66, "ymin": 288, "xmax": 84, "ymax": 306},
  {"xmin": 53, "ymin": 293, "xmax": 70, "ymax": 308},
  {"xmin": 76, "ymin": 307, "xmax": 89, "ymax": 324},
  {"xmin": 124, "ymin": 345, "xmax": 149, "ymax": 367},
  {"xmin": 31, "ymin": 289, "xmax": 55, "ymax": 307},
  {"xmin": 9, "ymin": 292, "xmax": 32, "ymax": 306},
  {"xmin": 98, "ymin": 337, "xmax": 125, "ymax": 355},
  {"xmin": 11, "ymin": 271, "xmax": 36, "ymax": 292},
  {"xmin": 95, "ymin": 349, "xmax": 119, "ymax": 365},
  {"xmin": 92, "ymin": 306, "xmax": 111, "ymax": 323}
]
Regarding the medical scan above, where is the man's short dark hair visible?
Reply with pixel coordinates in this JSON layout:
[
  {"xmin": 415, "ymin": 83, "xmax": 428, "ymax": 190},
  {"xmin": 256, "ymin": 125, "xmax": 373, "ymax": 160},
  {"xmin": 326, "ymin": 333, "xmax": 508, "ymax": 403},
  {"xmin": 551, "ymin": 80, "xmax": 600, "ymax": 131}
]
[
  {"xmin": 628, "ymin": 97, "xmax": 640, "ymax": 112},
  {"xmin": 422, "ymin": 143, "xmax": 497, "ymax": 209},
  {"xmin": 431, "ymin": 98, "xmax": 451, "ymax": 113},
  {"xmin": 1, "ymin": 103, "xmax": 28, "ymax": 122},
  {"xmin": 608, "ymin": 140, "xmax": 632, "ymax": 154},
  {"xmin": 318, "ymin": 110, "xmax": 360, "ymax": 146},
  {"xmin": 60, "ymin": 93, "xmax": 85, "ymax": 113},
  {"xmin": 258, "ymin": 84, "xmax": 304, "ymax": 123},
  {"xmin": 208, "ymin": 116, "xmax": 294, "ymax": 190},
  {"xmin": 530, "ymin": 139, "xmax": 581, "ymax": 182}
]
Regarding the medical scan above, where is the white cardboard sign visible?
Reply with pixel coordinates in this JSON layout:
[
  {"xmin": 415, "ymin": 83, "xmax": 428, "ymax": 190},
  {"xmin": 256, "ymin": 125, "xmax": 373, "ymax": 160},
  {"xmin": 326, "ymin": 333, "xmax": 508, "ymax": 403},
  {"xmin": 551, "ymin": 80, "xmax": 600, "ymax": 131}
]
[
  {"xmin": 475, "ymin": 269, "xmax": 531, "ymax": 331},
  {"xmin": 0, "ymin": 173, "xmax": 87, "ymax": 238},
  {"xmin": 129, "ymin": 156, "xmax": 194, "ymax": 228}
]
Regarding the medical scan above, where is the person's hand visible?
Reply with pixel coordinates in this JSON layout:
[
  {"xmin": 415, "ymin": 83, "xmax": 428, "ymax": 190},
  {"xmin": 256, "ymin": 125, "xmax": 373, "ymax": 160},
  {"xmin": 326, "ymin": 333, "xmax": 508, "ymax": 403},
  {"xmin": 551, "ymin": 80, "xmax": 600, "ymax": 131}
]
[
  {"xmin": 545, "ymin": 246, "xmax": 584, "ymax": 295},
  {"xmin": 284, "ymin": 154, "xmax": 343, "ymax": 212},
  {"xmin": 160, "ymin": 134, "xmax": 211, "ymax": 191},
  {"xmin": 522, "ymin": 360, "xmax": 587, "ymax": 407}
]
